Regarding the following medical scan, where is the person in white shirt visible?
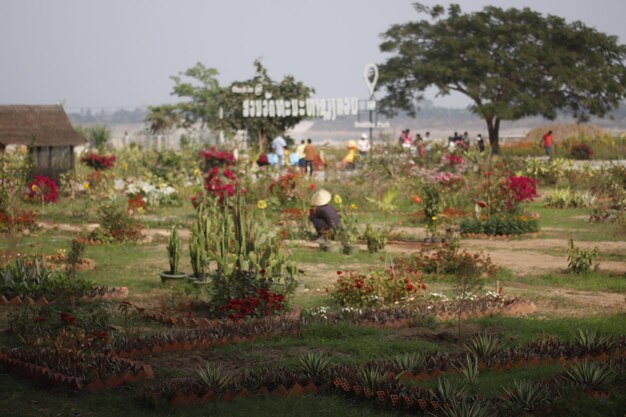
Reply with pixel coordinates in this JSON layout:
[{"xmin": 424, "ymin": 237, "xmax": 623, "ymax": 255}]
[{"xmin": 357, "ymin": 133, "xmax": 370, "ymax": 158}]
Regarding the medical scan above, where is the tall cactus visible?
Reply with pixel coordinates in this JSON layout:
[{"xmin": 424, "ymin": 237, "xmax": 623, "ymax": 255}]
[
  {"xmin": 189, "ymin": 224, "xmax": 206, "ymax": 279},
  {"xmin": 166, "ymin": 226, "xmax": 181, "ymax": 274}
]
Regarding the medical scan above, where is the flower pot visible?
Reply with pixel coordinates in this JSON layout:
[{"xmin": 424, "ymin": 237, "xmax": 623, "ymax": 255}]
[
  {"xmin": 319, "ymin": 242, "xmax": 340, "ymax": 253},
  {"xmin": 342, "ymin": 245, "xmax": 358, "ymax": 255},
  {"xmin": 159, "ymin": 271, "xmax": 188, "ymax": 282}
]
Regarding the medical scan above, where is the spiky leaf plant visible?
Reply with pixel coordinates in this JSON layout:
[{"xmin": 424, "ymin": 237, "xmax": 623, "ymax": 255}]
[
  {"xmin": 563, "ymin": 361, "xmax": 613, "ymax": 391},
  {"xmin": 435, "ymin": 377, "xmax": 468, "ymax": 405},
  {"xmin": 357, "ymin": 365, "xmax": 384, "ymax": 391},
  {"xmin": 298, "ymin": 352, "xmax": 331, "ymax": 381},
  {"xmin": 464, "ymin": 333, "xmax": 504, "ymax": 360},
  {"xmin": 503, "ymin": 379, "xmax": 551, "ymax": 412},
  {"xmin": 195, "ymin": 363, "xmax": 232, "ymax": 392},
  {"xmin": 569, "ymin": 328, "xmax": 611, "ymax": 354},
  {"xmin": 437, "ymin": 400, "xmax": 495, "ymax": 417},
  {"xmin": 390, "ymin": 352, "xmax": 426, "ymax": 373},
  {"xmin": 453, "ymin": 355, "xmax": 480, "ymax": 388}
]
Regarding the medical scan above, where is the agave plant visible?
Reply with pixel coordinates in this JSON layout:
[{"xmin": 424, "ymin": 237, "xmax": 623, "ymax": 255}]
[
  {"xmin": 503, "ymin": 379, "xmax": 551, "ymax": 412},
  {"xmin": 453, "ymin": 355, "xmax": 480, "ymax": 388},
  {"xmin": 434, "ymin": 377, "xmax": 467, "ymax": 405},
  {"xmin": 390, "ymin": 352, "xmax": 426, "ymax": 373},
  {"xmin": 569, "ymin": 328, "xmax": 611, "ymax": 354},
  {"xmin": 357, "ymin": 365, "xmax": 384, "ymax": 391},
  {"xmin": 438, "ymin": 399, "xmax": 495, "ymax": 417},
  {"xmin": 563, "ymin": 361, "xmax": 613, "ymax": 391},
  {"xmin": 195, "ymin": 363, "xmax": 232, "ymax": 392},
  {"xmin": 297, "ymin": 352, "xmax": 331, "ymax": 381},
  {"xmin": 464, "ymin": 333, "xmax": 504, "ymax": 361}
]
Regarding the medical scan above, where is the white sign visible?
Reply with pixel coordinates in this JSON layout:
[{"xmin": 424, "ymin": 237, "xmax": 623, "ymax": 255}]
[
  {"xmin": 354, "ymin": 121, "xmax": 391, "ymax": 129},
  {"xmin": 242, "ymin": 97, "xmax": 359, "ymax": 121},
  {"xmin": 363, "ymin": 63, "xmax": 379, "ymax": 97}
]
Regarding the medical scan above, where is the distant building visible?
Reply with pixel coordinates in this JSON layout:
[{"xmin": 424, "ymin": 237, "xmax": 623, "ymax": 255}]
[{"xmin": 0, "ymin": 105, "xmax": 86, "ymax": 181}]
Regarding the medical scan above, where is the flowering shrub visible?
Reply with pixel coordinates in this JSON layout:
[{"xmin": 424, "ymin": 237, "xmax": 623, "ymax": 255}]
[
  {"xmin": 199, "ymin": 147, "xmax": 236, "ymax": 169},
  {"xmin": 570, "ymin": 143, "xmax": 593, "ymax": 160},
  {"xmin": 125, "ymin": 179, "xmax": 177, "ymax": 207},
  {"xmin": 0, "ymin": 209, "xmax": 37, "ymax": 232},
  {"xmin": 443, "ymin": 153, "xmax": 464, "ymax": 169},
  {"xmin": 394, "ymin": 242, "xmax": 498, "ymax": 277},
  {"xmin": 204, "ymin": 166, "xmax": 240, "ymax": 201},
  {"xmin": 331, "ymin": 268, "xmax": 426, "ymax": 308},
  {"xmin": 80, "ymin": 153, "xmax": 116, "ymax": 170},
  {"xmin": 506, "ymin": 176, "xmax": 538, "ymax": 204},
  {"xmin": 220, "ymin": 289, "xmax": 285, "ymax": 319},
  {"xmin": 269, "ymin": 172, "xmax": 301, "ymax": 203},
  {"xmin": 27, "ymin": 176, "xmax": 58, "ymax": 203}
]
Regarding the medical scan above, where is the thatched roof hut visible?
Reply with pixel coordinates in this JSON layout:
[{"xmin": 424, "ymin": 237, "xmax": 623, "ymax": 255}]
[
  {"xmin": 0, "ymin": 105, "xmax": 85, "ymax": 148},
  {"xmin": 0, "ymin": 105, "xmax": 86, "ymax": 181}
]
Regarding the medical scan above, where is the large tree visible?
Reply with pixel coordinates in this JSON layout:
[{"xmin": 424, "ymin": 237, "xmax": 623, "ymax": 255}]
[
  {"xmin": 147, "ymin": 60, "xmax": 314, "ymax": 147},
  {"xmin": 378, "ymin": 3, "xmax": 626, "ymax": 154}
]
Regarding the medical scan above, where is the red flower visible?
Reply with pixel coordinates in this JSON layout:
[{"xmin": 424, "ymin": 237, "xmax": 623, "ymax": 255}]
[
  {"xmin": 187, "ymin": 311, "xmax": 192, "ymax": 317},
  {"xmin": 93, "ymin": 331, "xmax": 109, "ymax": 339},
  {"xmin": 476, "ymin": 200, "xmax": 487, "ymax": 208},
  {"xmin": 406, "ymin": 284, "xmax": 414, "ymax": 291},
  {"xmin": 34, "ymin": 316, "xmax": 46, "ymax": 322},
  {"xmin": 336, "ymin": 271, "xmax": 343, "ymax": 275},
  {"xmin": 309, "ymin": 183, "xmax": 315, "ymax": 189},
  {"xmin": 404, "ymin": 278, "xmax": 410, "ymax": 284}
]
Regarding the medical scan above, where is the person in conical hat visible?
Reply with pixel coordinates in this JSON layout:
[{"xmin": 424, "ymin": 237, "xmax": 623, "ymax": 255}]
[{"xmin": 309, "ymin": 189, "xmax": 340, "ymax": 240}]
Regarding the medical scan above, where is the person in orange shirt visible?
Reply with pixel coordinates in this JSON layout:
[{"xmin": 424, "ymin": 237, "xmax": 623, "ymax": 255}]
[
  {"xmin": 540, "ymin": 130, "xmax": 554, "ymax": 159},
  {"xmin": 303, "ymin": 138, "xmax": 317, "ymax": 176}
]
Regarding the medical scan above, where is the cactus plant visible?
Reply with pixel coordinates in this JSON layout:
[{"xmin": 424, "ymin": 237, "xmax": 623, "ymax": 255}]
[{"xmin": 166, "ymin": 226, "xmax": 181, "ymax": 274}]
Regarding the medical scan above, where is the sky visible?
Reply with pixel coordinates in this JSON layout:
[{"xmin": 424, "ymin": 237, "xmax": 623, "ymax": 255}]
[{"xmin": 1, "ymin": 0, "xmax": 625, "ymax": 111}]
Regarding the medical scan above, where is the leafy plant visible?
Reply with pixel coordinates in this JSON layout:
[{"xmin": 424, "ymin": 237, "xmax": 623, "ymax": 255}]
[
  {"xmin": 567, "ymin": 239, "xmax": 599, "ymax": 274},
  {"xmin": 453, "ymin": 355, "xmax": 480, "ymax": 389},
  {"xmin": 464, "ymin": 334, "xmax": 505, "ymax": 361},
  {"xmin": 195, "ymin": 363, "xmax": 232, "ymax": 392},
  {"xmin": 365, "ymin": 189, "xmax": 398, "ymax": 212},
  {"xmin": 363, "ymin": 224, "xmax": 389, "ymax": 253},
  {"xmin": 434, "ymin": 377, "xmax": 467, "ymax": 405},
  {"xmin": 166, "ymin": 226, "xmax": 182, "ymax": 274},
  {"xmin": 389, "ymin": 352, "xmax": 426, "ymax": 373},
  {"xmin": 503, "ymin": 379, "xmax": 551, "ymax": 413},
  {"xmin": 563, "ymin": 361, "xmax": 613, "ymax": 391},
  {"xmin": 297, "ymin": 352, "xmax": 331, "ymax": 381},
  {"xmin": 569, "ymin": 328, "xmax": 612, "ymax": 354},
  {"xmin": 357, "ymin": 365, "xmax": 384, "ymax": 391},
  {"xmin": 438, "ymin": 400, "xmax": 495, "ymax": 417}
]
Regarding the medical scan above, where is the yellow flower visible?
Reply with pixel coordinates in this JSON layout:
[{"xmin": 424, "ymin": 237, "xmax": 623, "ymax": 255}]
[
  {"xmin": 334, "ymin": 195, "xmax": 343, "ymax": 205},
  {"xmin": 350, "ymin": 203, "xmax": 357, "ymax": 210},
  {"xmin": 193, "ymin": 168, "xmax": 200, "ymax": 176},
  {"xmin": 137, "ymin": 207, "xmax": 144, "ymax": 214},
  {"xmin": 31, "ymin": 184, "xmax": 38, "ymax": 191},
  {"xmin": 82, "ymin": 182, "xmax": 90, "ymax": 190},
  {"xmin": 521, "ymin": 215, "xmax": 527, "ymax": 222},
  {"xmin": 257, "ymin": 200, "xmax": 268, "ymax": 209},
  {"xmin": 122, "ymin": 163, "xmax": 128, "ymax": 171},
  {"xmin": 431, "ymin": 216, "xmax": 437, "ymax": 221},
  {"xmin": 159, "ymin": 183, "xmax": 166, "ymax": 188}
]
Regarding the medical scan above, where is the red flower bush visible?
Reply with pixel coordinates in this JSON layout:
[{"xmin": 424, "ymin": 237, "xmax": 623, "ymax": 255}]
[
  {"xmin": 570, "ymin": 143, "xmax": 593, "ymax": 160},
  {"xmin": 27, "ymin": 176, "xmax": 58, "ymax": 203},
  {"xmin": 220, "ymin": 289, "xmax": 285, "ymax": 319},
  {"xmin": 199, "ymin": 147, "xmax": 236, "ymax": 169},
  {"xmin": 127, "ymin": 194, "xmax": 145, "ymax": 211},
  {"xmin": 204, "ymin": 166, "xmax": 240, "ymax": 201},
  {"xmin": 0, "ymin": 209, "xmax": 37, "ymax": 232},
  {"xmin": 506, "ymin": 176, "xmax": 538, "ymax": 203},
  {"xmin": 270, "ymin": 172, "xmax": 301, "ymax": 202},
  {"xmin": 80, "ymin": 153, "xmax": 116, "ymax": 170}
]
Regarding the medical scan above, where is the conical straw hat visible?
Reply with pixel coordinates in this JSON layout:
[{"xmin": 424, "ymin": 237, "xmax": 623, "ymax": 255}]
[{"xmin": 311, "ymin": 189, "xmax": 332, "ymax": 206}]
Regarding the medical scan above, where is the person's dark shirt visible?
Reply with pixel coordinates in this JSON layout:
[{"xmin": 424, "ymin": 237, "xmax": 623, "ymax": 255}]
[{"xmin": 309, "ymin": 204, "xmax": 340, "ymax": 229}]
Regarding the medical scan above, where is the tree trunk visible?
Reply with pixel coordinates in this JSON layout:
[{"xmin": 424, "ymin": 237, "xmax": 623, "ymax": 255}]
[{"xmin": 486, "ymin": 117, "xmax": 501, "ymax": 155}]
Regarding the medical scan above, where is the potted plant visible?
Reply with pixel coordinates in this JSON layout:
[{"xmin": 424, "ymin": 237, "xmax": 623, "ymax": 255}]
[
  {"xmin": 188, "ymin": 224, "xmax": 208, "ymax": 283},
  {"xmin": 160, "ymin": 226, "xmax": 187, "ymax": 282},
  {"xmin": 363, "ymin": 224, "xmax": 388, "ymax": 253}
]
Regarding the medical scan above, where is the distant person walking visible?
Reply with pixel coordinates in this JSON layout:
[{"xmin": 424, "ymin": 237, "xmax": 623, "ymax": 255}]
[
  {"xmin": 541, "ymin": 130, "xmax": 554, "ymax": 159},
  {"xmin": 272, "ymin": 135, "xmax": 287, "ymax": 167},
  {"xmin": 357, "ymin": 133, "xmax": 370, "ymax": 158},
  {"xmin": 303, "ymin": 138, "xmax": 316, "ymax": 176},
  {"xmin": 296, "ymin": 139, "xmax": 307, "ymax": 174},
  {"xmin": 476, "ymin": 134, "xmax": 485, "ymax": 152}
]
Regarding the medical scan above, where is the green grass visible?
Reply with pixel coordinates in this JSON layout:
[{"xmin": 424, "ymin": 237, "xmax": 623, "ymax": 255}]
[
  {"xmin": 530, "ymin": 203, "xmax": 624, "ymax": 241},
  {"xmin": 473, "ymin": 314, "xmax": 626, "ymax": 344},
  {"xmin": 502, "ymin": 271, "xmax": 626, "ymax": 293}
]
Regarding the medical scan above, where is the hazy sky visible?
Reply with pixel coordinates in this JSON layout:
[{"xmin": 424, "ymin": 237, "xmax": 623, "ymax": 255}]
[{"xmin": 1, "ymin": 0, "xmax": 625, "ymax": 111}]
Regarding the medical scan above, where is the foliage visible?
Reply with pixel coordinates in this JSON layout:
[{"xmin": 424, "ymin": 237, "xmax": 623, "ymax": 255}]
[
  {"xmin": 357, "ymin": 365, "xmax": 384, "ymax": 391},
  {"xmin": 297, "ymin": 352, "xmax": 332, "ymax": 381},
  {"xmin": 80, "ymin": 153, "xmax": 116, "ymax": 170},
  {"xmin": 90, "ymin": 201, "xmax": 143, "ymax": 243},
  {"xmin": 334, "ymin": 202, "xmax": 359, "ymax": 252},
  {"xmin": 27, "ymin": 175, "xmax": 58, "ymax": 203},
  {"xmin": 567, "ymin": 239, "xmax": 599, "ymax": 274},
  {"xmin": 219, "ymin": 287, "xmax": 286, "ymax": 319},
  {"xmin": 195, "ymin": 363, "xmax": 232, "ymax": 393},
  {"xmin": 330, "ymin": 267, "xmax": 425, "ymax": 308},
  {"xmin": 434, "ymin": 377, "xmax": 467, "ymax": 404},
  {"xmin": 124, "ymin": 179, "xmax": 178, "ymax": 208},
  {"xmin": 365, "ymin": 189, "xmax": 398, "ymax": 213},
  {"xmin": 453, "ymin": 354, "xmax": 480, "ymax": 388},
  {"xmin": 378, "ymin": 3, "xmax": 626, "ymax": 153},
  {"xmin": 569, "ymin": 328, "xmax": 612, "ymax": 354},
  {"xmin": 362, "ymin": 224, "xmax": 389, "ymax": 253},
  {"xmin": 166, "ymin": 226, "xmax": 182, "ymax": 274},
  {"xmin": 563, "ymin": 361, "xmax": 614, "ymax": 391},
  {"xmin": 544, "ymin": 188, "xmax": 596, "ymax": 209},
  {"xmin": 569, "ymin": 143, "xmax": 594, "ymax": 160},
  {"xmin": 389, "ymin": 352, "xmax": 426, "ymax": 373},
  {"xmin": 503, "ymin": 380, "xmax": 551, "ymax": 413},
  {"xmin": 463, "ymin": 333, "xmax": 505, "ymax": 360},
  {"xmin": 0, "ymin": 149, "xmax": 31, "ymax": 214},
  {"xmin": 422, "ymin": 184, "xmax": 443, "ymax": 238},
  {"xmin": 0, "ymin": 208, "xmax": 37, "ymax": 233},
  {"xmin": 269, "ymin": 171, "xmax": 301, "ymax": 204},
  {"xmin": 460, "ymin": 215, "xmax": 540, "ymax": 235},
  {"xmin": 87, "ymin": 125, "xmax": 112, "ymax": 153},
  {"xmin": 439, "ymin": 399, "xmax": 495, "ymax": 417}
]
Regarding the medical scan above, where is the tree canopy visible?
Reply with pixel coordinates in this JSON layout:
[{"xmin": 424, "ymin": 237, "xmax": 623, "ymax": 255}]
[
  {"xmin": 378, "ymin": 3, "xmax": 626, "ymax": 153},
  {"xmin": 147, "ymin": 60, "xmax": 314, "ymax": 147}
]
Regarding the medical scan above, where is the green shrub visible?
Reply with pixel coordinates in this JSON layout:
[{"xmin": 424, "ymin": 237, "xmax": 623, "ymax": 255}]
[
  {"xmin": 567, "ymin": 239, "xmax": 599, "ymax": 274},
  {"xmin": 460, "ymin": 215, "xmax": 539, "ymax": 235}
]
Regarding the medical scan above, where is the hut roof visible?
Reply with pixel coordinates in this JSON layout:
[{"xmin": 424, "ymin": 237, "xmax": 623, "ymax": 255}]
[{"xmin": 0, "ymin": 105, "xmax": 86, "ymax": 146}]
